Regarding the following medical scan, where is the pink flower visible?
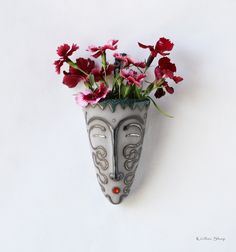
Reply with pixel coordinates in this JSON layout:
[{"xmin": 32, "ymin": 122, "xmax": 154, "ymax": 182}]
[
  {"xmin": 138, "ymin": 37, "xmax": 174, "ymax": 57},
  {"xmin": 54, "ymin": 44, "xmax": 79, "ymax": 74},
  {"xmin": 63, "ymin": 58, "xmax": 95, "ymax": 88},
  {"xmin": 87, "ymin": 40, "xmax": 118, "ymax": 58},
  {"xmin": 120, "ymin": 69, "xmax": 146, "ymax": 87},
  {"xmin": 75, "ymin": 83, "xmax": 110, "ymax": 107},
  {"xmin": 113, "ymin": 53, "xmax": 146, "ymax": 68}
]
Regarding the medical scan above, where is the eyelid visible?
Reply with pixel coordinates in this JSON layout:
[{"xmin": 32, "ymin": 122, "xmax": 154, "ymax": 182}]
[
  {"xmin": 125, "ymin": 133, "xmax": 141, "ymax": 138},
  {"xmin": 93, "ymin": 134, "xmax": 106, "ymax": 138}
]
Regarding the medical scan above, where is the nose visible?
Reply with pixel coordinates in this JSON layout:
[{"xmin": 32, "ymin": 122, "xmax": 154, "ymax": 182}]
[{"xmin": 109, "ymin": 127, "xmax": 123, "ymax": 181}]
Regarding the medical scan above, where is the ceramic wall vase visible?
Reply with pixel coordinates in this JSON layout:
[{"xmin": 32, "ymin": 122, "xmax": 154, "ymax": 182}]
[{"xmin": 83, "ymin": 99, "xmax": 150, "ymax": 204}]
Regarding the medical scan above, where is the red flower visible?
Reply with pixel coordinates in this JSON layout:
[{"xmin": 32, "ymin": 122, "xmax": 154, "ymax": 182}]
[
  {"xmin": 63, "ymin": 58, "xmax": 95, "ymax": 88},
  {"xmin": 56, "ymin": 44, "xmax": 79, "ymax": 58},
  {"xmin": 113, "ymin": 53, "xmax": 146, "ymax": 68},
  {"xmin": 154, "ymin": 57, "xmax": 183, "ymax": 98},
  {"xmin": 155, "ymin": 88, "xmax": 166, "ymax": 98},
  {"xmin": 87, "ymin": 40, "xmax": 118, "ymax": 58},
  {"xmin": 154, "ymin": 81, "xmax": 174, "ymax": 98},
  {"xmin": 155, "ymin": 57, "xmax": 183, "ymax": 83},
  {"xmin": 91, "ymin": 64, "xmax": 114, "ymax": 81},
  {"xmin": 138, "ymin": 37, "xmax": 174, "ymax": 57},
  {"xmin": 75, "ymin": 83, "xmax": 110, "ymax": 107},
  {"xmin": 120, "ymin": 69, "xmax": 146, "ymax": 87},
  {"xmin": 155, "ymin": 38, "xmax": 174, "ymax": 56},
  {"xmin": 158, "ymin": 57, "xmax": 176, "ymax": 78},
  {"xmin": 54, "ymin": 44, "xmax": 79, "ymax": 74}
]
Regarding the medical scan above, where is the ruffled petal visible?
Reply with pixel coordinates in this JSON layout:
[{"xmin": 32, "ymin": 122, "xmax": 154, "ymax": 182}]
[
  {"xmin": 63, "ymin": 72, "xmax": 82, "ymax": 88},
  {"xmin": 173, "ymin": 76, "xmax": 183, "ymax": 83},
  {"xmin": 75, "ymin": 91, "xmax": 91, "ymax": 107},
  {"xmin": 155, "ymin": 37, "xmax": 174, "ymax": 55},
  {"xmin": 56, "ymin": 44, "xmax": 70, "ymax": 57},
  {"xmin": 54, "ymin": 59, "xmax": 64, "ymax": 74}
]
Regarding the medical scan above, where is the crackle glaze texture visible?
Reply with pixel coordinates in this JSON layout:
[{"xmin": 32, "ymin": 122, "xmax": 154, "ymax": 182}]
[{"xmin": 83, "ymin": 99, "xmax": 150, "ymax": 204}]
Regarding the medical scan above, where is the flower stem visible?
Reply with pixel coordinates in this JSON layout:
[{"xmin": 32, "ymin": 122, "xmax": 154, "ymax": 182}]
[
  {"xmin": 101, "ymin": 52, "xmax": 108, "ymax": 86},
  {"xmin": 134, "ymin": 65, "xmax": 144, "ymax": 73}
]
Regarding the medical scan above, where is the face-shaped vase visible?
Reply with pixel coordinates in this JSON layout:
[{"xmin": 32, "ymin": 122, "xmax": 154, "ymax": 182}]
[{"xmin": 83, "ymin": 99, "xmax": 150, "ymax": 204}]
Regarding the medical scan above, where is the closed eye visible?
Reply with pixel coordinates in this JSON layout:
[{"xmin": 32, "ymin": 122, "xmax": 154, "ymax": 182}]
[
  {"xmin": 125, "ymin": 133, "xmax": 140, "ymax": 138},
  {"xmin": 93, "ymin": 134, "xmax": 106, "ymax": 138}
]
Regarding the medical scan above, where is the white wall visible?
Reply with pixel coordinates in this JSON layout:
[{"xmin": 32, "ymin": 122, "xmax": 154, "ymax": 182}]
[{"xmin": 0, "ymin": 0, "xmax": 235, "ymax": 251}]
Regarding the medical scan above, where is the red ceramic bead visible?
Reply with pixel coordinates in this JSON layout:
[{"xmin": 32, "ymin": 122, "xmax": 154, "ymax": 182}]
[{"xmin": 112, "ymin": 187, "xmax": 120, "ymax": 194}]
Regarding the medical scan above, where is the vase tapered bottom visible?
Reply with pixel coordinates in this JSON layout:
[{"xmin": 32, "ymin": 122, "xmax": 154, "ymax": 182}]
[{"xmin": 83, "ymin": 99, "xmax": 150, "ymax": 204}]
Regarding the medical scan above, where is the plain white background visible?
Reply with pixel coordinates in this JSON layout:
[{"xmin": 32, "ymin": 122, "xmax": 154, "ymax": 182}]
[{"xmin": 0, "ymin": 0, "xmax": 235, "ymax": 251}]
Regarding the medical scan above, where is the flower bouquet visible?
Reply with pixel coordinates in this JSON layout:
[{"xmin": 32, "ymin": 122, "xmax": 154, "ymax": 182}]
[{"xmin": 54, "ymin": 38, "xmax": 183, "ymax": 204}]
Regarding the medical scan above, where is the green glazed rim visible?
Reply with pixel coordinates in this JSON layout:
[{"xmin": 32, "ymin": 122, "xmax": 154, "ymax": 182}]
[{"xmin": 86, "ymin": 98, "xmax": 150, "ymax": 112}]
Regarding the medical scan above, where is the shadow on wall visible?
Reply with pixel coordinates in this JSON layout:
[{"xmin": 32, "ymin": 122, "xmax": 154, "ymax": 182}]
[{"xmin": 130, "ymin": 48, "xmax": 200, "ymax": 199}]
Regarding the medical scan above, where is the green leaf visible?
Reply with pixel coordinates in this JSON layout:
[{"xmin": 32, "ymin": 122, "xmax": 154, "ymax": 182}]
[
  {"xmin": 148, "ymin": 96, "xmax": 174, "ymax": 118},
  {"xmin": 120, "ymin": 84, "xmax": 129, "ymax": 98},
  {"xmin": 101, "ymin": 52, "xmax": 106, "ymax": 69},
  {"xmin": 124, "ymin": 85, "xmax": 131, "ymax": 98},
  {"xmin": 89, "ymin": 74, "xmax": 95, "ymax": 85},
  {"xmin": 134, "ymin": 86, "xmax": 142, "ymax": 99}
]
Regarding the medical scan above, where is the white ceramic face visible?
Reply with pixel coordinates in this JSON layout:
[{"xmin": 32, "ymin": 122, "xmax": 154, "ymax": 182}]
[
  {"xmin": 85, "ymin": 105, "xmax": 148, "ymax": 204},
  {"xmin": 88, "ymin": 116, "xmax": 144, "ymax": 204}
]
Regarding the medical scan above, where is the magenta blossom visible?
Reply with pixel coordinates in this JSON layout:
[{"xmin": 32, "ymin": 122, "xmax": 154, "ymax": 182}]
[
  {"xmin": 75, "ymin": 83, "xmax": 110, "ymax": 107},
  {"xmin": 87, "ymin": 40, "xmax": 118, "ymax": 58},
  {"xmin": 120, "ymin": 69, "xmax": 146, "ymax": 87},
  {"xmin": 54, "ymin": 43, "xmax": 79, "ymax": 74},
  {"xmin": 113, "ymin": 53, "xmax": 146, "ymax": 68}
]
